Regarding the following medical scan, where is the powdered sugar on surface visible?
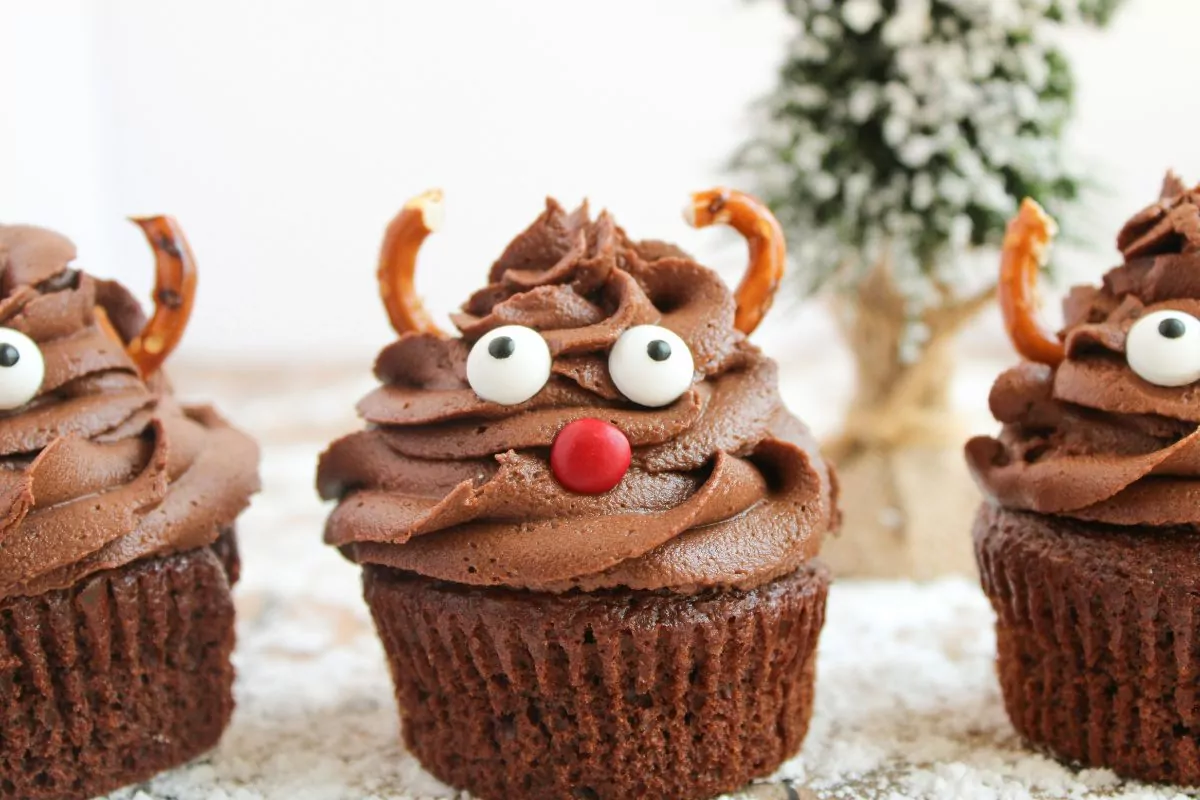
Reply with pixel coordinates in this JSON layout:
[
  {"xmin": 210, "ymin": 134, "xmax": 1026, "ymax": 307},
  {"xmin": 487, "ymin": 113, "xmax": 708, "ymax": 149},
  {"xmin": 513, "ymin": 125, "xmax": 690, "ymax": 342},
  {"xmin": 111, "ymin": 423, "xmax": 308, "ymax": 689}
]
[{"xmin": 100, "ymin": 364, "xmax": 1195, "ymax": 800}]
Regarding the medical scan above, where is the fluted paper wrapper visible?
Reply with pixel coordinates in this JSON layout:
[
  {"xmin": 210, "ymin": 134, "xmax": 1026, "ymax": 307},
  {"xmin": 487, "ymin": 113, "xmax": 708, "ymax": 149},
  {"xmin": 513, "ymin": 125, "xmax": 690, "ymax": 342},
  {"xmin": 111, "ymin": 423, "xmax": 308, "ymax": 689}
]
[
  {"xmin": 364, "ymin": 563, "xmax": 830, "ymax": 800},
  {"xmin": 975, "ymin": 504, "xmax": 1200, "ymax": 785},
  {"xmin": 0, "ymin": 531, "xmax": 238, "ymax": 800}
]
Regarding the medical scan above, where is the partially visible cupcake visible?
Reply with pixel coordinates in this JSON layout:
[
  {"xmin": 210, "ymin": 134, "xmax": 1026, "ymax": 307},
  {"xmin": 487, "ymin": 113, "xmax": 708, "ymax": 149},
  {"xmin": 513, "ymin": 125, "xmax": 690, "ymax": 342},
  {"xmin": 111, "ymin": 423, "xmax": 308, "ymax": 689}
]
[
  {"xmin": 318, "ymin": 189, "xmax": 838, "ymax": 800},
  {"xmin": 968, "ymin": 173, "xmax": 1200, "ymax": 784},
  {"xmin": 0, "ymin": 220, "xmax": 259, "ymax": 799}
]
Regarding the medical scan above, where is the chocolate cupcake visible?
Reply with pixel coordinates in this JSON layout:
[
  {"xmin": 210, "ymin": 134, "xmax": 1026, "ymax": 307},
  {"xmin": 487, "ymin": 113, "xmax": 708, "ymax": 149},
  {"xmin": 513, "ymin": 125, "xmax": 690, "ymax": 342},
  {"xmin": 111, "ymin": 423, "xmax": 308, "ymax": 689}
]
[
  {"xmin": 318, "ymin": 189, "xmax": 838, "ymax": 800},
  {"xmin": 967, "ymin": 173, "xmax": 1200, "ymax": 784},
  {"xmin": 0, "ymin": 221, "xmax": 259, "ymax": 799}
]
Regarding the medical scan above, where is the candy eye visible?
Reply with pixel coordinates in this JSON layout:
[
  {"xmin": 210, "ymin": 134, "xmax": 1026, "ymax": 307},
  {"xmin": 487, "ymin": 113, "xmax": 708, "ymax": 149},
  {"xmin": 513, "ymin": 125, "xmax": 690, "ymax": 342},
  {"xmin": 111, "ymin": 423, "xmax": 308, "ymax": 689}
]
[
  {"xmin": 466, "ymin": 325, "xmax": 552, "ymax": 405},
  {"xmin": 608, "ymin": 324, "xmax": 695, "ymax": 407},
  {"xmin": 0, "ymin": 328, "xmax": 44, "ymax": 411},
  {"xmin": 1126, "ymin": 310, "xmax": 1200, "ymax": 387}
]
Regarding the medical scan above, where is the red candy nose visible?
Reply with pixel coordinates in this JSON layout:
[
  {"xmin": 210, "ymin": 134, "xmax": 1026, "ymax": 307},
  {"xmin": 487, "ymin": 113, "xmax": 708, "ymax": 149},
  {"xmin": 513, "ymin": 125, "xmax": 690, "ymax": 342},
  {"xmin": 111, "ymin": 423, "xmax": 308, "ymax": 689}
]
[{"xmin": 550, "ymin": 418, "xmax": 632, "ymax": 495}]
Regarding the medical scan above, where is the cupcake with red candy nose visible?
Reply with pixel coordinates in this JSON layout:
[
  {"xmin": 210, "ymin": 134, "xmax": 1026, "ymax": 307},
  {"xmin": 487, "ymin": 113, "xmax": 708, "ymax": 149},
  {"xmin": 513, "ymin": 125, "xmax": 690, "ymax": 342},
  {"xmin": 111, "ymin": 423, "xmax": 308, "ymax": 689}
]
[{"xmin": 317, "ymin": 188, "xmax": 839, "ymax": 800}]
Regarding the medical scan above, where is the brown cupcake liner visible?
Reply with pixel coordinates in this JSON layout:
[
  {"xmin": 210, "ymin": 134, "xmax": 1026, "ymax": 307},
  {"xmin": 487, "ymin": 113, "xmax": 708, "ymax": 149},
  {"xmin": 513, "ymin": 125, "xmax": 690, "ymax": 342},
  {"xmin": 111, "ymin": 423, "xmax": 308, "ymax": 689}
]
[
  {"xmin": 364, "ymin": 562, "xmax": 830, "ymax": 800},
  {"xmin": 0, "ymin": 529, "xmax": 239, "ymax": 800},
  {"xmin": 974, "ymin": 504, "xmax": 1200, "ymax": 785}
]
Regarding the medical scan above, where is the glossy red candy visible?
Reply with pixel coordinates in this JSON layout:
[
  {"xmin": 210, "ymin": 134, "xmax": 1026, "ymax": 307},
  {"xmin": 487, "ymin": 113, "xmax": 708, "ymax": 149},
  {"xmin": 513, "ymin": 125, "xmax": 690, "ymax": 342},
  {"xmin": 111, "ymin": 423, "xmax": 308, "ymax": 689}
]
[{"xmin": 550, "ymin": 418, "xmax": 632, "ymax": 495}]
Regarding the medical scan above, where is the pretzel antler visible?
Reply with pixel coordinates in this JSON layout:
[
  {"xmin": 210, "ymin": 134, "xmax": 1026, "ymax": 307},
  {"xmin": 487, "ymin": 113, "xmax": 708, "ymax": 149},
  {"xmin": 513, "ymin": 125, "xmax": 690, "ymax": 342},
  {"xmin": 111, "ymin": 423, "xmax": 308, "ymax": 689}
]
[
  {"xmin": 378, "ymin": 189, "xmax": 446, "ymax": 337},
  {"xmin": 684, "ymin": 188, "xmax": 786, "ymax": 336},
  {"xmin": 127, "ymin": 216, "xmax": 198, "ymax": 378},
  {"xmin": 999, "ymin": 199, "xmax": 1064, "ymax": 366}
]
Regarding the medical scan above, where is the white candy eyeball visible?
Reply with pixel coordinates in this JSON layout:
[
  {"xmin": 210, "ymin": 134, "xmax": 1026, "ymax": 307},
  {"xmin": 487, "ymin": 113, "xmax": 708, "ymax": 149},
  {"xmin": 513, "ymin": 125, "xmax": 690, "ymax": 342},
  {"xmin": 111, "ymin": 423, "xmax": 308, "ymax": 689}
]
[
  {"xmin": 1125, "ymin": 309, "xmax": 1200, "ymax": 387},
  {"xmin": 608, "ymin": 324, "xmax": 695, "ymax": 408},
  {"xmin": 0, "ymin": 328, "xmax": 44, "ymax": 411},
  {"xmin": 466, "ymin": 325, "xmax": 551, "ymax": 405}
]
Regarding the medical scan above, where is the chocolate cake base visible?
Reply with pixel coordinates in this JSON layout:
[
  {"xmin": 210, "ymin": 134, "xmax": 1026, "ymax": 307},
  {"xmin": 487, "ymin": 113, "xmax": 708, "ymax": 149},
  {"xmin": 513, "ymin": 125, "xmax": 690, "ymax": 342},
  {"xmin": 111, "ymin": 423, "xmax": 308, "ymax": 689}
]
[
  {"xmin": 0, "ymin": 529, "xmax": 239, "ymax": 800},
  {"xmin": 975, "ymin": 504, "xmax": 1200, "ymax": 785},
  {"xmin": 364, "ymin": 562, "xmax": 830, "ymax": 800}
]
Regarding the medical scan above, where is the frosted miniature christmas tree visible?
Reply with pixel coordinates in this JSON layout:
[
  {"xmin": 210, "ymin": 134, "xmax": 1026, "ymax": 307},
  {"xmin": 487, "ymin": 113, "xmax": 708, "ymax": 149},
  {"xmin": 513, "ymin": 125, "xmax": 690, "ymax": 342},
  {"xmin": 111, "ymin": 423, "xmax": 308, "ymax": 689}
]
[{"xmin": 735, "ymin": 0, "xmax": 1123, "ymax": 577}]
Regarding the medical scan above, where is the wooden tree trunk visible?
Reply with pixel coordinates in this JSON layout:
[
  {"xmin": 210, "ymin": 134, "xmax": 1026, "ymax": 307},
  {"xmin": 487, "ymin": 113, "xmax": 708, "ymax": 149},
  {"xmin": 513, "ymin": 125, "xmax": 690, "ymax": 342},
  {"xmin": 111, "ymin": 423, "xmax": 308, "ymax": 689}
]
[{"xmin": 821, "ymin": 256, "xmax": 993, "ymax": 579}]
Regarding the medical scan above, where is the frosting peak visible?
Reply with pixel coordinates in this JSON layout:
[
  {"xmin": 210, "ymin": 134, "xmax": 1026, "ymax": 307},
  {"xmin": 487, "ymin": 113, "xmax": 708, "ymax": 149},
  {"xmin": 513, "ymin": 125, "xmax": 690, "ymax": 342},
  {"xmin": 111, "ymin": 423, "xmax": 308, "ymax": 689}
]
[
  {"xmin": 1116, "ymin": 171, "xmax": 1200, "ymax": 260},
  {"xmin": 319, "ymin": 198, "xmax": 837, "ymax": 594},
  {"xmin": 969, "ymin": 173, "xmax": 1200, "ymax": 526},
  {"xmin": 0, "ymin": 224, "xmax": 259, "ymax": 599}
]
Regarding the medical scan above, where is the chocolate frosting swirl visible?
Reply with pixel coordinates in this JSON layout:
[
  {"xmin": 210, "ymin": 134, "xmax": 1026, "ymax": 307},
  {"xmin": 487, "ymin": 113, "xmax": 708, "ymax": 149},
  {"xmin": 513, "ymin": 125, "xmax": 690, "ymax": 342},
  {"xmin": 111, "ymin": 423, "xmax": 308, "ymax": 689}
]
[
  {"xmin": 968, "ymin": 174, "xmax": 1200, "ymax": 526},
  {"xmin": 0, "ymin": 225, "xmax": 260, "ymax": 600},
  {"xmin": 318, "ymin": 200, "xmax": 838, "ymax": 594}
]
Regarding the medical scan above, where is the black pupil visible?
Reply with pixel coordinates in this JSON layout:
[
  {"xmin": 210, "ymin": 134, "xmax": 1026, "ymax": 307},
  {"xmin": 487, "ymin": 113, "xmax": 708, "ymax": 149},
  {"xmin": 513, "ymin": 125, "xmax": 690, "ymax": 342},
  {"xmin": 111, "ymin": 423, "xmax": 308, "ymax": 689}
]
[
  {"xmin": 647, "ymin": 340, "xmax": 671, "ymax": 362},
  {"xmin": 488, "ymin": 336, "xmax": 516, "ymax": 359},
  {"xmin": 1159, "ymin": 318, "xmax": 1187, "ymax": 339},
  {"xmin": 0, "ymin": 344, "xmax": 20, "ymax": 368}
]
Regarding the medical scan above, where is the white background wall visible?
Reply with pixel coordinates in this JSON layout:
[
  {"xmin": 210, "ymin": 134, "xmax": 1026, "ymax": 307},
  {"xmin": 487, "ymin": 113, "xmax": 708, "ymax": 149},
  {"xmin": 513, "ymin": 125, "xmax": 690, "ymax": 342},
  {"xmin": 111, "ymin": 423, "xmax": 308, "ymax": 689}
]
[{"xmin": 2, "ymin": 0, "xmax": 1198, "ymax": 364}]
